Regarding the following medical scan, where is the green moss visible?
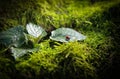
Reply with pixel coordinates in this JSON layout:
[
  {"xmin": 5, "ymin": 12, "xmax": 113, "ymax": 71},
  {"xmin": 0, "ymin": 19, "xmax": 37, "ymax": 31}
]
[
  {"xmin": 0, "ymin": 57, "xmax": 16, "ymax": 79},
  {"xmin": 0, "ymin": 19, "xmax": 18, "ymax": 31},
  {"xmin": 16, "ymin": 41, "xmax": 98, "ymax": 78},
  {"xmin": 0, "ymin": 0, "xmax": 120, "ymax": 79}
]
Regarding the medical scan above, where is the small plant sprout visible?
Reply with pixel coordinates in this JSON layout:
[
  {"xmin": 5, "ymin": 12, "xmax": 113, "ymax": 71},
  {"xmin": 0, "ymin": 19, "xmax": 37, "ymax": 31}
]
[
  {"xmin": 0, "ymin": 23, "xmax": 86, "ymax": 59},
  {"xmin": 0, "ymin": 23, "xmax": 47, "ymax": 59}
]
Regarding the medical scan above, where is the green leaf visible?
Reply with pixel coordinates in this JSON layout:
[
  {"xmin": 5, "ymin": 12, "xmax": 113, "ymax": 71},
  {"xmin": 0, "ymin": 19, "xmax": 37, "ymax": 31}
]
[
  {"xmin": 26, "ymin": 23, "xmax": 47, "ymax": 38},
  {"xmin": 50, "ymin": 28, "xmax": 86, "ymax": 42},
  {"xmin": 0, "ymin": 26, "xmax": 26, "ymax": 47},
  {"xmin": 10, "ymin": 47, "xmax": 39, "ymax": 59}
]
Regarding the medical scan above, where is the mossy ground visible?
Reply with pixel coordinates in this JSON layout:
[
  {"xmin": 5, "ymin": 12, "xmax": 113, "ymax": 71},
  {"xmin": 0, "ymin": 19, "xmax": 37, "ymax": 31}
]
[{"xmin": 0, "ymin": 0, "xmax": 120, "ymax": 79}]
